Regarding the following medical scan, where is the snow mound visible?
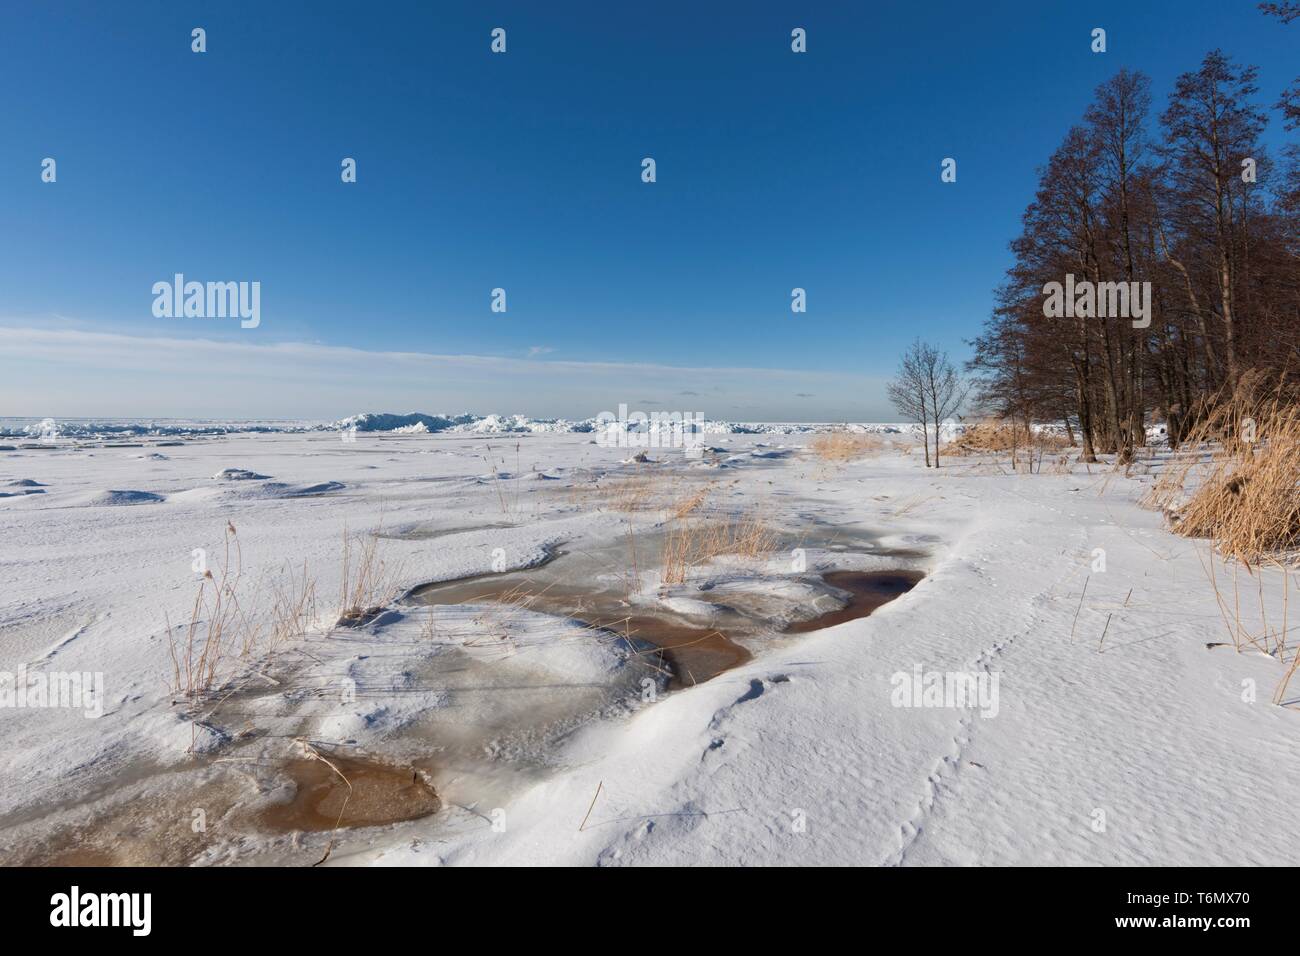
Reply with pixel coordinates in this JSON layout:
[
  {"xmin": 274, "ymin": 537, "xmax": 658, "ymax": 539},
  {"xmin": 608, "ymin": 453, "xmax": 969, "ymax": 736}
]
[
  {"xmin": 172, "ymin": 480, "xmax": 346, "ymax": 503},
  {"xmin": 0, "ymin": 478, "xmax": 46, "ymax": 497},
  {"xmin": 74, "ymin": 489, "xmax": 165, "ymax": 506},
  {"xmin": 379, "ymin": 606, "xmax": 635, "ymax": 683},
  {"xmin": 212, "ymin": 467, "xmax": 270, "ymax": 480},
  {"xmin": 457, "ymin": 414, "xmax": 595, "ymax": 435},
  {"xmin": 336, "ymin": 412, "xmax": 478, "ymax": 433},
  {"xmin": 290, "ymin": 481, "xmax": 346, "ymax": 496}
]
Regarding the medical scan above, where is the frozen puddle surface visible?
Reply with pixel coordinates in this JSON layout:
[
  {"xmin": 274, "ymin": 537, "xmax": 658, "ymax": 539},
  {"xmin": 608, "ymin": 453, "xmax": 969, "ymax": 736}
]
[
  {"xmin": 408, "ymin": 558, "xmax": 922, "ymax": 687},
  {"xmin": 785, "ymin": 570, "xmax": 923, "ymax": 634},
  {"xmin": 6, "ymin": 750, "xmax": 442, "ymax": 866},
  {"xmin": 410, "ymin": 574, "xmax": 751, "ymax": 690},
  {"xmin": 259, "ymin": 757, "xmax": 441, "ymax": 833},
  {"xmin": 4, "ymin": 522, "xmax": 924, "ymax": 866}
]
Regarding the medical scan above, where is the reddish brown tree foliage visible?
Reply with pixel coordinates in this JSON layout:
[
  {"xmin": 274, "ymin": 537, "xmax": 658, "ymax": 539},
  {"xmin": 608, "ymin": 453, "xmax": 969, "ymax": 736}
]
[{"xmin": 969, "ymin": 45, "xmax": 1300, "ymax": 457}]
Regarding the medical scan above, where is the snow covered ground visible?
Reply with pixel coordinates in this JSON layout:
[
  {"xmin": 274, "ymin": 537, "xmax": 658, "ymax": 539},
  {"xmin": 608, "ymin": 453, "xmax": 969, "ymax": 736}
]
[{"xmin": 0, "ymin": 425, "xmax": 1295, "ymax": 866}]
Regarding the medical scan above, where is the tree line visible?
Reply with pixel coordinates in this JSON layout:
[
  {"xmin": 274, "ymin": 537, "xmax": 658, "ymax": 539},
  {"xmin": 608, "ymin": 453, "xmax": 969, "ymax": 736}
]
[{"xmin": 966, "ymin": 6, "xmax": 1299, "ymax": 462}]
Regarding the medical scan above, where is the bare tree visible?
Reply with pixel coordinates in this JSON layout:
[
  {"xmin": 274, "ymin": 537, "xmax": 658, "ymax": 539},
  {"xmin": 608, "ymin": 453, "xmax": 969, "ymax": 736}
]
[
  {"xmin": 887, "ymin": 340, "xmax": 932, "ymax": 466},
  {"xmin": 918, "ymin": 344, "xmax": 969, "ymax": 466},
  {"xmin": 970, "ymin": 49, "xmax": 1298, "ymax": 462},
  {"xmin": 1260, "ymin": 2, "xmax": 1300, "ymax": 24}
]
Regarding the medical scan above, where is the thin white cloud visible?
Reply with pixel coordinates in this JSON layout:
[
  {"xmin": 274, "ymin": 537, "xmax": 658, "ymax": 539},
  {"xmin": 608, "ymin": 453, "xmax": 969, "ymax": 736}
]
[{"xmin": 0, "ymin": 325, "xmax": 890, "ymax": 420}]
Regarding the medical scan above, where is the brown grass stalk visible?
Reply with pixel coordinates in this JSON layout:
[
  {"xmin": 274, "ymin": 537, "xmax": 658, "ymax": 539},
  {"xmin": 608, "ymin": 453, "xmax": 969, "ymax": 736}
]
[{"xmin": 808, "ymin": 431, "xmax": 884, "ymax": 462}]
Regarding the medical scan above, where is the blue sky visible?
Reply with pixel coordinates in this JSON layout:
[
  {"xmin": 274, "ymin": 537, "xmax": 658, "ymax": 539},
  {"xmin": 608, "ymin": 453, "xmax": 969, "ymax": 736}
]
[{"xmin": 1, "ymin": 1, "xmax": 1295, "ymax": 421}]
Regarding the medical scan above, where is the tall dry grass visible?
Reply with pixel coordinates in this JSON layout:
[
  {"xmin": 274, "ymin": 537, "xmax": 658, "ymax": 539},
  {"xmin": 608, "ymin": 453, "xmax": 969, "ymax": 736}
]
[
  {"xmin": 264, "ymin": 560, "xmax": 318, "ymax": 660},
  {"xmin": 1143, "ymin": 374, "xmax": 1300, "ymax": 705},
  {"xmin": 660, "ymin": 510, "xmax": 779, "ymax": 585},
  {"xmin": 950, "ymin": 419, "xmax": 1070, "ymax": 472},
  {"xmin": 481, "ymin": 442, "xmax": 525, "ymax": 517},
  {"xmin": 582, "ymin": 472, "xmax": 720, "ymax": 517},
  {"xmin": 337, "ymin": 525, "xmax": 401, "ymax": 626},
  {"xmin": 808, "ymin": 432, "xmax": 885, "ymax": 462},
  {"xmin": 1145, "ymin": 379, "xmax": 1300, "ymax": 564},
  {"xmin": 1200, "ymin": 551, "xmax": 1298, "ymax": 705},
  {"xmin": 168, "ymin": 522, "xmax": 247, "ymax": 703},
  {"xmin": 168, "ymin": 517, "xmax": 400, "ymax": 707},
  {"xmin": 168, "ymin": 522, "xmax": 321, "ymax": 704},
  {"xmin": 600, "ymin": 474, "xmax": 658, "ymax": 512}
]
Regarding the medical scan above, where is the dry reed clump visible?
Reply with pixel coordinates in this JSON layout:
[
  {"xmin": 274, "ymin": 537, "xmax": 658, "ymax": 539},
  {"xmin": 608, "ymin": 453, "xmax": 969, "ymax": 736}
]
[
  {"xmin": 951, "ymin": 419, "xmax": 1071, "ymax": 457},
  {"xmin": 1145, "ymin": 381, "xmax": 1300, "ymax": 564},
  {"xmin": 670, "ymin": 483, "xmax": 711, "ymax": 519},
  {"xmin": 168, "ymin": 522, "xmax": 319, "ymax": 705},
  {"xmin": 1142, "ymin": 375, "xmax": 1300, "ymax": 705},
  {"xmin": 951, "ymin": 420, "xmax": 1026, "ymax": 453},
  {"xmin": 611, "ymin": 480, "xmax": 719, "ymax": 597},
  {"xmin": 1198, "ymin": 551, "xmax": 1298, "ymax": 704},
  {"xmin": 481, "ymin": 442, "xmax": 525, "ymax": 517},
  {"xmin": 946, "ymin": 419, "xmax": 1072, "ymax": 474},
  {"xmin": 336, "ymin": 525, "xmax": 401, "ymax": 627},
  {"xmin": 660, "ymin": 510, "xmax": 779, "ymax": 585},
  {"xmin": 568, "ymin": 472, "xmax": 653, "ymax": 513},
  {"xmin": 586, "ymin": 473, "xmax": 717, "ymax": 515},
  {"xmin": 168, "ymin": 522, "xmax": 247, "ymax": 704},
  {"xmin": 808, "ymin": 432, "xmax": 885, "ymax": 462},
  {"xmin": 264, "ymin": 560, "xmax": 318, "ymax": 659},
  {"xmin": 598, "ymin": 474, "xmax": 658, "ymax": 512}
]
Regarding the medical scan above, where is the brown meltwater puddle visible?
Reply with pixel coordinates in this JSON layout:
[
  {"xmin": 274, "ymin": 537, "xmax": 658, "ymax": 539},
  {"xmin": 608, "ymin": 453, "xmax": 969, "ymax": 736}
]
[
  {"xmin": 1, "ymin": 751, "xmax": 443, "ymax": 867},
  {"xmin": 38, "ymin": 846, "xmax": 120, "ymax": 867},
  {"xmin": 259, "ymin": 756, "xmax": 440, "ymax": 833},
  {"xmin": 784, "ymin": 570, "xmax": 924, "ymax": 634},
  {"xmin": 408, "ymin": 529, "xmax": 923, "ymax": 689},
  {"xmin": 409, "ymin": 573, "xmax": 750, "ymax": 690},
  {"xmin": 566, "ymin": 609, "xmax": 751, "ymax": 690},
  {"xmin": 5, "ymin": 543, "xmax": 923, "ymax": 866}
]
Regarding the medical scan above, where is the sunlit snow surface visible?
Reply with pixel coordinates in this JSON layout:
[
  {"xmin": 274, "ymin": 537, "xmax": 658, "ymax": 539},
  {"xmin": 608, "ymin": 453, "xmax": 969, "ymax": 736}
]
[{"xmin": 0, "ymin": 424, "xmax": 1292, "ymax": 866}]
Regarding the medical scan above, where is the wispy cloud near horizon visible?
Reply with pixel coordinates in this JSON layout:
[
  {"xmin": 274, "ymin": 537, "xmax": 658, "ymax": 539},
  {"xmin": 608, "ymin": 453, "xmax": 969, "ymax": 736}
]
[{"xmin": 0, "ymin": 325, "xmax": 891, "ymax": 422}]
